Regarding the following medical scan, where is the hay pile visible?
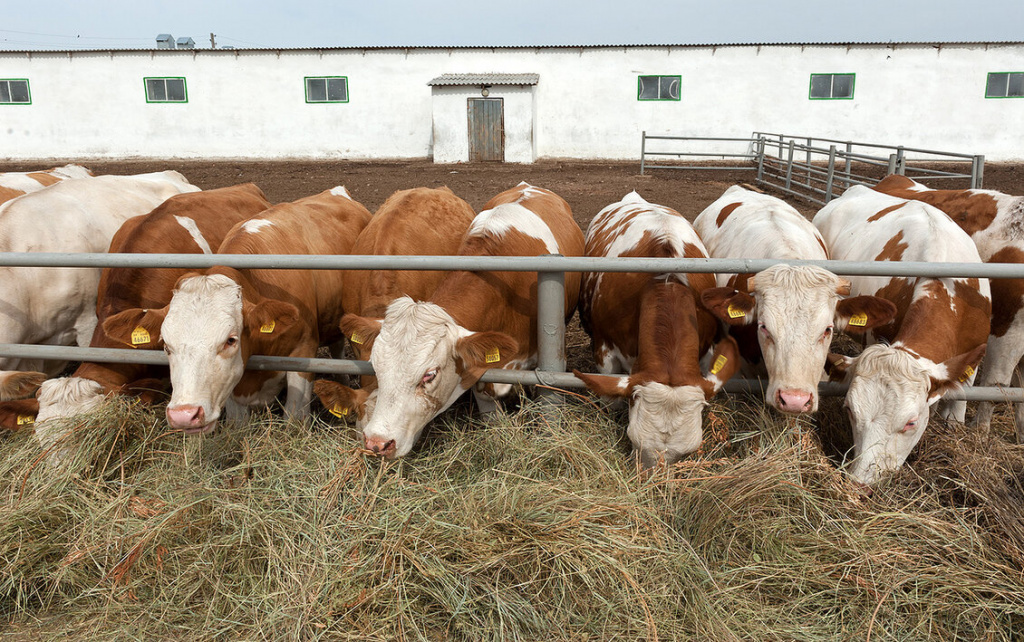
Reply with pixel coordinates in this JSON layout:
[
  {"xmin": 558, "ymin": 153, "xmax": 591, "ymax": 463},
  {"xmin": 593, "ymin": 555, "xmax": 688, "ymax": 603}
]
[{"xmin": 2, "ymin": 394, "xmax": 1023, "ymax": 640}]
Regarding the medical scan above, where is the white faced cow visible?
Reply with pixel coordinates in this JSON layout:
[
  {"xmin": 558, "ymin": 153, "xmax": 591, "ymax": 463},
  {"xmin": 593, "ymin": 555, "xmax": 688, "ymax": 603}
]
[
  {"xmin": 694, "ymin": 185, "xmax": 896, "ymax": 414},
  {"xmin": 0, "ymin": 171, "xmax": 200, "ymax": 401},
  {"xmin": 340, "ymin": 182, "xmax": 584, "ymax": 458},
  {"xmin": 104, "ymin": 187, "xmax": 371, "ymax": 435},
  {"xmin": 576, "ymin": 191, "xmax": 742, "ymax": 467},
  {"xmin": 312, "ymin": 186, "xmax": 477, "ymax": 428},
  {"xmin": 874, "ymin": 174, "xmax": 1024, "ymax": 437},
  {"xmin": 814, "ymin": 185, "xmax": 991, "ymax": 486},
  {"xmin": 0, "ymin": 163, "xmax": 93, "ymax": 205}
]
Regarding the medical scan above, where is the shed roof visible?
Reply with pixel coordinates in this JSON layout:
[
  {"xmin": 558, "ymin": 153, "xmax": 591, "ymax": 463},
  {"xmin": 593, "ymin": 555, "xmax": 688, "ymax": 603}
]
[{"xmin": 427, "ymin": 73, "xmax": 540, "ymax": 86}]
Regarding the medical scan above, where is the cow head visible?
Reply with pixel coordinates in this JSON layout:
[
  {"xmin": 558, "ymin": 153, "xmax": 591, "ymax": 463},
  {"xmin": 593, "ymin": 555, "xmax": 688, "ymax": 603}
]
[
  {"xmin": 105, "ymin": 274, "xmax": 300, "ymax": 434},
  {"xmin": 701, "ymin": 264, "xmax": 896, "ymax": 414},
  {"xmin": 830, "ymin": 342, "xmax": 985, "ymax": 486},
  {"xmin": 355, "ymin": 297, "xmax": 518, "ymax": 458},
  {"xmin": 574, "ymin": 336, "xmax": 741, "ymax": 468}
]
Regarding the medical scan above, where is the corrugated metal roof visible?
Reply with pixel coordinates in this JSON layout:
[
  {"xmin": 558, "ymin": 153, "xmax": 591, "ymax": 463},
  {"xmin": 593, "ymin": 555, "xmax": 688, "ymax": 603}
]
[
  {"xmin": 2, "ymin": 40, "xmax": 1022, "ymax": 54},
  {"xmin": 427, "ymin": 73, "xmax": 539, "ymax": 86}
]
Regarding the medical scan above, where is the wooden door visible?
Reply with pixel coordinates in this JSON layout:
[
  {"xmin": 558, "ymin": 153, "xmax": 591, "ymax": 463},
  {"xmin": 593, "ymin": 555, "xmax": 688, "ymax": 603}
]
[{"xmin": 468, "ymin": 98, "xmax": 504, "ymax": 162}]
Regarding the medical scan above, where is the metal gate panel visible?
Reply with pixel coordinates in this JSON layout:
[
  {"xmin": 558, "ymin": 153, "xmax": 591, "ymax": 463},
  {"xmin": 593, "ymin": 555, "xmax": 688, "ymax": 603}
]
[{"xmin": 468, "ymin": 98, "xmax": 504, "ymax": 162}]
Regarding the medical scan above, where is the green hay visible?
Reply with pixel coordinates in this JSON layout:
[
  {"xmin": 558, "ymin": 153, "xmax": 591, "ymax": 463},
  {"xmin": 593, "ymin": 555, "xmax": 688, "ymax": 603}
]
[{"xmin": 1, "ymin": 395, "xmax": 1023, "ymax": 640}]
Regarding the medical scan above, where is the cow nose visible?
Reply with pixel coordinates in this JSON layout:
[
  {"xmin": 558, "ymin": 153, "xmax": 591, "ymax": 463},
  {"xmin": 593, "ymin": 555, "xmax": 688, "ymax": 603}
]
[
  {"xmin": 776, "ymin": 389, "xmax": 814, "ymax": 413},
  {"xmin": 364, "ymin": 435, "xmax": 396, "ymax": 457},
  {"xmin": 166, "ymin": 404, "xmax": 206, "ymax": 429}
]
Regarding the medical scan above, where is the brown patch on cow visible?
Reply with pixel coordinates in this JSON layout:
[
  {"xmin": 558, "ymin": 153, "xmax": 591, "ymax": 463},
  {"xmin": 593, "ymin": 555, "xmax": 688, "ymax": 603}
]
[
  {"xmin": 867, "ymin": 203, "xmax": 906, "ymax": 222},
  {"xmin": 874, "ymin": 176, "xmax": 1000, "ymax": 236},
  {"xmin": 26, "ymin": 171, "xmax": 61, "ymax": 187},
  {"xmin": 0, "ymin": 185, "xmax": 24, "ymax": 204},
  {"xmin": 875, "ymin": 230, "xmax": 908, "ymax": 261},
  {"xmin": 886, "ymin": 276, "xmax": 991, "ymax": 365},
  {"xmin": 987, "ymin": 246, "xmax": 1024, "ymax": 337},
  {"xmin": 716, "ymin": 202, "xmax": 742, "ymax": 227}
]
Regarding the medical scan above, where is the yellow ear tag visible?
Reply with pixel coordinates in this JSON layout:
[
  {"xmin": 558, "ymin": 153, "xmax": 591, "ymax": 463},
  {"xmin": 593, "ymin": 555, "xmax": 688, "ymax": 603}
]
[
  {"xmin": 17, "ymin": 415, "xmax": 34, "ymax": 426},
  {"xmin": 329, "ymin": 404, "xmax": 349, "ymax": 418},
  {"xmin": 350, "ymin": 332, "xmax": 363, "ymax": 345},
  {"xmin": 260, "ymin": 321, "xmax": 276, "ymax": 334},
  {"xmin": 727, "ymin": 304, "xmax": 746, "ymax": 319},
  {"xmin": 848, "ymin": 313, "xmax": 868, "ymax": 327},
  {"xmin": 131, "ymin": 326, "xmax": 151, "ymax": 345},
  {"xmin": 959, "ymin": 366, "xmax": 976, "ymax": 383},
  {"xmin": 710, "ymin": 355, "xmax": 728, "ymax": 375},
  {"xmin": 485, "ymin": 347, "xmax": 501, "ymax": 364}
]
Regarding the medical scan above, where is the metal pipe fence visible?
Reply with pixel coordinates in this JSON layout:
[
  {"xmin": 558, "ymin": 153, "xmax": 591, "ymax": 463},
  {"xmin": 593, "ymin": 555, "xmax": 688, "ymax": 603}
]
[
  {"xmin": 640, "ymin": 133, "xmax": 761, "ymax": 174},
  {"xmin": 1, "ymin": 253, "xmax": 1023, "ymax": 403}
]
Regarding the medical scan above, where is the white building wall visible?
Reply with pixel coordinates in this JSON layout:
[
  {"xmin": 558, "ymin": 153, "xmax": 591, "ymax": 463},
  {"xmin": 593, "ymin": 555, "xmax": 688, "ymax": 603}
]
[{"xmin": 1, "ymin": 43, "xmax": 1021, "ymax": 161}]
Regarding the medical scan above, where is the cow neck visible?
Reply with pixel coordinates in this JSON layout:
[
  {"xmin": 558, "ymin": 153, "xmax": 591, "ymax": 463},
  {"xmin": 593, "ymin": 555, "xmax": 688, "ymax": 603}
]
[
  {"xmin": 632, "ymin": 279, "xmax": 706, "ymax": 386},
  {"xmin": 207, "ymin": 266, "xmax": 254, "ymax": 300},
  {"xmin": 891, "ymin": 278, "xmax": 990, "ymax": 364},
  {"xmin": 429, "ymin": 270, "xmax": 509, "ymax": 332}
]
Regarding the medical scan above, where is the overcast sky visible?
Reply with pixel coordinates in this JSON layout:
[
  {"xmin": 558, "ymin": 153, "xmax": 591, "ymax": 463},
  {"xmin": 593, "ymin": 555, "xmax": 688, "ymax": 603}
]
[{"xmin": 2, "ymin": 0, "xmax": 1022, "ymax": 50}]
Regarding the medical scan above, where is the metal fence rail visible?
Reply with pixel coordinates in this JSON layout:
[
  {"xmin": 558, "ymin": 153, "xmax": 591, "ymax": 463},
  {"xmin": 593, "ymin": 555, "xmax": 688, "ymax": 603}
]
[
  {"xmin": 1, "ymin": 252, "xmax": 1023, "ymax": 404},
  {"xmin": 640, "ymin": 133, "xmax": 760, "ymax": 174}
]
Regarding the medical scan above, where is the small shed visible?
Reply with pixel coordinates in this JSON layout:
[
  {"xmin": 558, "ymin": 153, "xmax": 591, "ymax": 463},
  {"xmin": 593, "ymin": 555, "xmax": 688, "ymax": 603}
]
[{"xmin": 428, "ymin": 73, "xmax": 539, "ymax": 163}]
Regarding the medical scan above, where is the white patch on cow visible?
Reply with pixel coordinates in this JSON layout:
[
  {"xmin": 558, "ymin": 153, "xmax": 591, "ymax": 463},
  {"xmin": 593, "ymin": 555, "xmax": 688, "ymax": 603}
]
[
  {"xmin": 470, "ymin": 203, "xmax": 560, "ymax": 254},
  {"xmin": 232, "ymin": 371, "xmax": 287, "ymax": 408},
  {"xmin": 242, "ymin": 219, "xmax": 274, "ymax": 234},
  {"xmin": 173, "ymin": 215, "xmax": 213, "ymax": 254},
  {"xmin": 33, "ymin": 377, "xmax": 107, "ymax": 459},
  {"xmin": 330, "ymin": 186, "xmax": 352, "ymax": 199},
  {"xmin": 627, "ymin": 382, "xmax": 707, "ymax": 467},
  {"xmin": 596, "ymin": 197, "xmax": 702, "ymax": 264},
  {"xmin": 512, "ymin": 181, "xmax": 549, "ymax": 203}
]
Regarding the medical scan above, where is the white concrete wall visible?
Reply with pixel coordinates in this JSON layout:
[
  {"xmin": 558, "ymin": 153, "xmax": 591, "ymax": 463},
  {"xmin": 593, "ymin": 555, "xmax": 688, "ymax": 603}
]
[{"xmin": 1, "ymin": 43, "xmax": 1021, "ymax": 161}]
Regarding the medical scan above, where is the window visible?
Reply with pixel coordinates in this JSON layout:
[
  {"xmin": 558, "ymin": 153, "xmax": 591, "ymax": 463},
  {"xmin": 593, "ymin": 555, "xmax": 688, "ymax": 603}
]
[
  {"xmin": 145, "ymin": 77, "xmax": 187, "ymax": 103},
  {"xmin": 809, "ymin": 73, "xmax": 855, "ymax": 99},
  {"xmin": 0, "ymin": 79, "xmax": 31, "ymax": 104},
  {"xmin": 637, "ymin": 75, "xmax": 680, "ymax": 101},
  {"xmin": 986, "ymin": 72, "xmax": 1024, "ymax": 98},
  {"xmin": 305, "ymin": 76, "xmax": 349, "ymax": 103}
]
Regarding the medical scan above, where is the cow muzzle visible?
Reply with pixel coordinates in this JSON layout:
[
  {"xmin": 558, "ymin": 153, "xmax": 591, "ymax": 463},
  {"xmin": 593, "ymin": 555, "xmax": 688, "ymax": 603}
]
[
  {"xmin": 166, "ymin": 404, "xmax": 216, "ymax": 434},
  {"xmin": 774, "ymin": 388, "xmax": 815, "ymax": 414}
]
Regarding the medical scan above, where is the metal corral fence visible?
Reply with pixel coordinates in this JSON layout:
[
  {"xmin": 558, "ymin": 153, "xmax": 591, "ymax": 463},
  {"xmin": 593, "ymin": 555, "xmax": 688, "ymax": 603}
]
[
  {"xmin": 1, "ymin": 251, "xmax": 1023, "ymax": 403},
  {"xmin": 639, "ymin": 131, "xmax": 985, "ymax": 206}
]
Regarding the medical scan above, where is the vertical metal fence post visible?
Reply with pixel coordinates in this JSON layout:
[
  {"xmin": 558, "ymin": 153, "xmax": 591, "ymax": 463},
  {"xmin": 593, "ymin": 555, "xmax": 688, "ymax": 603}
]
[
  {"xmin": 756, "ymin": 136, "xmax": 766, "ymax": 183},
  {"xmin": 784, "ymin": 140, "xmax": 796, "ymax": 191},
  {"xmin": 887, "ymin": 153, "xmax": 898, "ymax": 176},
  {"xmin": 824, "ymin": 145, "xmax": 837, "ymax": 203},
  {"xmin": 536, "ymin": 263, "xmax": 566, "ymax": 411},
  {"xmin": 896, "ymin": 146, "xmax": 905, "ymax": 175},
  {"xmin": 972, "ymin": 154, "xmax": 985, "ymax": 188},
  {"xmin": 640, "ymin": 131, "xmax": 647, "ymax": 175},
  {"xmin": 805, "ymin": 137, "xmax": 813, "ymax": 187},
  {"xmin": 844, "ymin": 141, "xmax": 852, "ymax": 188}
]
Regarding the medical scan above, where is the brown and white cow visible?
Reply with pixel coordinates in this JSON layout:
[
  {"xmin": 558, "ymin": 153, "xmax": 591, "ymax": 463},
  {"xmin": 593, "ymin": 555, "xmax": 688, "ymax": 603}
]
[
  {"xmin": 313, "ymin": 186, "xmax": 476, "ymax": 426},
  {"xmin": 576, "ymin": 191, "xmax": 741, "ymax": 467},
  {"xmin": 694, "ymin": 185, "xmax": 896, "ymax": 414},
  {"xmin": 0, "ymin": 163, "xmax": 93, "ymax": 205},
  {"xmin": 340, "ymin": 182, "xmax": 584, "ymax": 458},
  {"xmin": 0, "ymin": 185, "xmax": 272, "ymax": 450},
  {"xmin": 104, "ymin": 187, "xmax": 371, "ymax": 434},
  {"xmin": 0, "ymin": 171, "xmax": 200, "ymax": 400},
  {"xmin": 874, "ymin": 174, "xmax": 1024, "ymax": 436},
  {"xmin": 814, "ymin": 185, "xmax": 991, "ymax": 485}
]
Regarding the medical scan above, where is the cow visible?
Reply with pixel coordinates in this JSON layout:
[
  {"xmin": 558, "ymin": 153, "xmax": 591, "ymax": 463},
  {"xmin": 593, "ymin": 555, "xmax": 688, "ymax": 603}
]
[
  {"xmin": 0, "ymin": 185, "xmax": 272, "ymax": 453},
  {"xmin": 575, "ymin": 191, "xmax": 742, "ymax": 467},
  {"xmin": 0, "ymin": 164, "xmax": 93, "ymax": 205},
  {"xmin": 338, "ymin": 182, "xmax": 584, "ymax": 458},
  {"xmin": 874, "ymin": 174, "xmax": 1024, "ymax": 437},
  {"xmin": 0, "ymin": 171, "xmax": 200, "ymax": 401},
  {"xmin": 312, "ymin": 186, "xmax": 476, "ymax": 426},
  {"xmin": 813, "ymin": 185, "xmax": 991, "ymax": 486},
  {"xmin": 103, "ymin": 187, "xmax": 372, "ymax": 434},
  {"xmin": 693, "ymin": 185, "xmax": 896, "ymax": 414}
]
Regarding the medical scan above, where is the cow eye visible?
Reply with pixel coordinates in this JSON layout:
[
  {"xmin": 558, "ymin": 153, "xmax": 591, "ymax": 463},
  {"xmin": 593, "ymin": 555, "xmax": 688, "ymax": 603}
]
[
  {"xmin": 758, "ymin": 323, "xmax": 771, "ymax": 340},
  {"xmin": 900, "ymin": 419, "xmax": 918, "ymax": 433},
  {"xmin": 224, "ymin": 336, "xmax": 239, "ymax": 349},
  {"xmin": 421, "ymin": 368, "xmax": 438, "ymax": 385},
  {"xmin": 823, "ymin": 326, "xmax": 834, "ymax": 340}
]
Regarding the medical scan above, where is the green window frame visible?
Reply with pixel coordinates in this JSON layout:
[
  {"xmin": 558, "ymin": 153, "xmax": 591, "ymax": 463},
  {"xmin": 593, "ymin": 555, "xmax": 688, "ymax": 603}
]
[
  {"xmin": 305, "ymin": 76, "xmax": 349, "ymax": 103},
  {"xmin": 0, "ymin": 79, "xmax": 31, "ymax": 105},
  {"xmin": 144, "ymin": 77, "xmax": 188, "ymax": 103},
  {"xmin": 985, "ymin": 72, "xmax": 1024, "ymax": 98},
  {"xmin": 809, "ymin": 73, "xmax": 855, "ymax": 100},
  {"xmin": 637, "ymin": 75, "xmax": 681, "ymax": 101}
]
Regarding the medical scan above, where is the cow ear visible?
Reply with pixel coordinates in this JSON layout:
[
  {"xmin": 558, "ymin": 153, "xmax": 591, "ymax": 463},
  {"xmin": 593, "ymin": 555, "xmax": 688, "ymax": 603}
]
[
  {"xmin": 339, "ymin": 314, "xmax": 382, "ymax": 352},
  {"xmin": 836, "ymin": 296, "xmax": 897, "ymax": 334},
  {"xmin": 244, "ymin": 299, "xmax": 301, "ymax": 341},
  {"xmin": 927, "ymin": 344, "xmax": 987, "ymax": 404},
  {"xmin": 0, "ymin": 398, "xmax": 40, "ymax": 430},
  {"xmin": 573, "ymin": 370, "xmax": 634, "ymax": 399},
  {"xmin": 700, "ymin": 288, "xmax": 756, "ymax": 326},
  {"xmin": 102, "ymin": 307, "xmax": 167, "ymax": 348},
  {"xmin": 702, "ymin": 336, "xmax": 741, "ymax": 399},
  {"xmin": 116, "ymin": 378, "xmax": 169, "ymax": 405},
  {"xmin": 825, "ymin": 353, "xmax": 854, "ymax": 382},
  {"xmin": 835, "ymin": 278, "xmax": 852, "ymax": 297},
  {"xmin": 455, "ymin": 331, "xmax": 519, "ymax": 386},
  {"xmin": 313, "ymin": 379, "xmax": 370, "ymax": 420},
  {"xmin": 0, "ymin": 371, "xmax": 46, "ymax": 401}
]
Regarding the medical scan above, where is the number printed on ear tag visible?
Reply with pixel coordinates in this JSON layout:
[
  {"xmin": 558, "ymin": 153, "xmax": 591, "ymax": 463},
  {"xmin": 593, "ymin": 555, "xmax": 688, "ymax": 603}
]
[
  {"xmin": 959, "ymin": 366, "xmax": 976, "ymax": 383},
  {"xmin": 350, "ymin": 332, "xmax": 363, "ymax": 345},
  {"xmin": 848, "ymin": 313, "xmax": 868, "ymax": 327},
  {"xmin": 131, "ymin": 327, "xmax": 151, "ymax": 345},
  {"xmin": 260, "ymin": 321, "xmax": 276, "ymax": 334},
  {"xmin": 485, "ymin": 347, "xmax": 501, "ymax": 364},
  {"xmin": 727, "ymin": 304, "xmax": 746, "ymax": 319},
  {"xmin": 329, "ymin": 404, "xmax": 349, "ymax": 418},
  {"xmin": 710, "ymin": 355, "xmax": 728, "ymax": 375},
  {"xmin": 17, "ymin": 415, "xmax": 34, "ymax": 426}
]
